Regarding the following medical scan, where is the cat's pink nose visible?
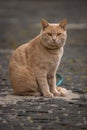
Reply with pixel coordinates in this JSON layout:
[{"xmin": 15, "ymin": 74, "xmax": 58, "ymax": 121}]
[{"xmin": 52, "ymin": 38, "xmax": 56, "ymax": 42}]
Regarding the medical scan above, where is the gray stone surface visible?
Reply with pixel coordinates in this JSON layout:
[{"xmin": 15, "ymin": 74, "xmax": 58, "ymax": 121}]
[{"xmin": 0, "ymin": 0, "xmax": 87, "ymax": 130}]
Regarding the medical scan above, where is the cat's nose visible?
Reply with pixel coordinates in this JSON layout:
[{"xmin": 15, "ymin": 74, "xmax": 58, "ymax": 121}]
[
  {"xmin": 52, "ymin": 38, "xmax": 56, "ymax": 42},
  {"xmin": 52, "ymin": 36, "xmax": 56, "ymax": 42}
]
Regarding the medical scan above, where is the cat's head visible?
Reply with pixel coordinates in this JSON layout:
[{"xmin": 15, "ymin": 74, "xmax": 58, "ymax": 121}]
[{"xmin": 40, "ymin": 19, "xmax": 67, "ymax": 49}]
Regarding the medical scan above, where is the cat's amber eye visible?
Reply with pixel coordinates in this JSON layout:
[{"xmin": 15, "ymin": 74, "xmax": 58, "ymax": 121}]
[
  {"xmin": 57, "ymin": 33, "xmax": 61, "ymax": 36},
  {"xmin": 47, "ymin": 33, "xmax": 52, "ymax": 36}
]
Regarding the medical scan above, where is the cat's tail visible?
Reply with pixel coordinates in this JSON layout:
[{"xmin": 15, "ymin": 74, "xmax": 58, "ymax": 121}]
[{"xmin": 57, "ymin": 87, "xmax": 68, "ymax": 96}]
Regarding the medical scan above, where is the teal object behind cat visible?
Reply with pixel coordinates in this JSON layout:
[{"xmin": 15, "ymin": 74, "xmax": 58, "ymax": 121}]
[{"xmin": 56, "ymin": 73, "xmax": 64, "ymax": 86}]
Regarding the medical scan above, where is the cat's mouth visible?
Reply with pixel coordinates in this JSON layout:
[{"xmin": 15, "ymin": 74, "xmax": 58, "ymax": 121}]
[
  {"xmin": 49, "ymin": 40, "xmax": 63, "ymax": 48},
  {"xmin": 48, "ymin": 41, "xmax": 59, "ymax": 49},
  {"xmin": 52, "ymin": 41, "xmax": 56, "ymax": 44},
  {"xmin": 51, "ymin": 40, "xmax": 59, "ymax": 46}
]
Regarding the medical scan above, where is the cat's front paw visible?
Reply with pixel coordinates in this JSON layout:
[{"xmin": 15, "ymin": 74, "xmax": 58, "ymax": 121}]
[
  {"xmin": 53, "ymin": 91, "xmax": 61, "ymax": 97},
  {"xmin": 44, "ymin": 92, "xmax": 54, "ymax": 98}
]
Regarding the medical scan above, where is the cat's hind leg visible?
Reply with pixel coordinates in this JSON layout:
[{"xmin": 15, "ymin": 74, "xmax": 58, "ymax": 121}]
[{"xmin": 9, "ymin": 65, "xmax": 40, "ymax": 96}]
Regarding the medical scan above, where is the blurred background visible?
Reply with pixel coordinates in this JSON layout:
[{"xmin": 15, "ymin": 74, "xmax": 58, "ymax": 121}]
[
  {"xmin": 0, "ymin": 0, "xmax": 87, "ymax": 91},
  {"xmin": 0, "ymin": 1, "xmax": 87, "ymax": 129},
  {"xmin": 0, "ymin": 0, "xmax": 87, "ymax": 49}
]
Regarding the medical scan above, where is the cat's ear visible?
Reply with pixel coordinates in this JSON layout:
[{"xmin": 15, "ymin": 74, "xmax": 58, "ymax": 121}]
[
  {"xmin": 41, "ymin": 19, "xmax": 49, "ymax": 30},
  {"xmin": 59, "ymin": 19, "xmax": 67, "ymax": 30}
]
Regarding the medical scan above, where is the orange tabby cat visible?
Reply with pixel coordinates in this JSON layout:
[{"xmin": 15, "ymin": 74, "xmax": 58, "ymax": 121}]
[{"xmin": 9, "ymin": 19, "xmax": 67, "ymax": 98}]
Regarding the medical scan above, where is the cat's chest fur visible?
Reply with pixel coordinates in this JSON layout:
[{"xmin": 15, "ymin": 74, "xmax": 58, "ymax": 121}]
[
  {"xmin": 34, "ymin": 43, "xmax": 64, "ymax": 73},
  {"xmin": 46, "ymin": 48, "xmax": 63, "ymax": 71}
]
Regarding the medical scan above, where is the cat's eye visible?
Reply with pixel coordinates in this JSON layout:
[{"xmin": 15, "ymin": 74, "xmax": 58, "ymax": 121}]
[
  {"xmin": 47, "ymin": 33, "xmax": 52, "ymax": 36},
  {"xmin": 57, "ymin": 33, "xmax": 61, "ymax": 36}
]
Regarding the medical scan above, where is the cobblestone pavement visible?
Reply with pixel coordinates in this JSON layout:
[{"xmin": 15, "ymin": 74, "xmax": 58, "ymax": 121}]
[{"xmin": 0, "ymin": 0, "xmax": 87, "ymax": 130}]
